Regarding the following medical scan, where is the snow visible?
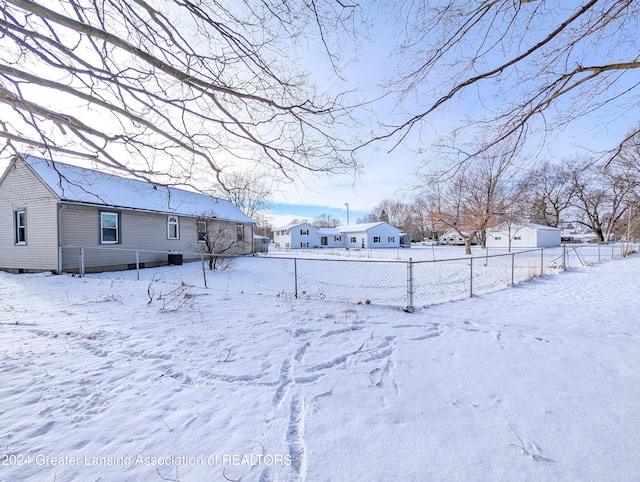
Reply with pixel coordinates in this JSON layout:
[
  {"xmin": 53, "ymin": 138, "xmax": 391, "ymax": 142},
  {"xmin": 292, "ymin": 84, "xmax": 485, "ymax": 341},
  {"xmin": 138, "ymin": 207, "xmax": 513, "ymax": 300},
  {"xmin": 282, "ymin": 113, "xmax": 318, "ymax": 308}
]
[
  {"xmin": 1, "ymin": 254, "xmax": 640, "ymax": 481},
  {"xmin": 20, "ymin": 154, "xmax": 253, "ymax": 223}
]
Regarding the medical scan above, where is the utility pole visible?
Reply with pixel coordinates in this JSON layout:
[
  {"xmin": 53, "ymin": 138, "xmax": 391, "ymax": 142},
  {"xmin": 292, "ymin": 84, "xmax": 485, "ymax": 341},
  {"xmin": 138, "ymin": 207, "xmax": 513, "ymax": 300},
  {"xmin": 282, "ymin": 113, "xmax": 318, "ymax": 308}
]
[{"xmin": 345, "ymin": 202, "xmax": 350, "ymax": 225}]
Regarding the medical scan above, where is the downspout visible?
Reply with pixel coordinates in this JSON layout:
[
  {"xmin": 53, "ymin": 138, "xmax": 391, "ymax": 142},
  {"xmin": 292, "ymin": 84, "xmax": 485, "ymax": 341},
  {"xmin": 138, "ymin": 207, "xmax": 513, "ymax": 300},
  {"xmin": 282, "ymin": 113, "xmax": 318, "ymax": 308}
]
[{"xmin": 57, "ymin": 203, "xmax": 63, "ymax": 274}]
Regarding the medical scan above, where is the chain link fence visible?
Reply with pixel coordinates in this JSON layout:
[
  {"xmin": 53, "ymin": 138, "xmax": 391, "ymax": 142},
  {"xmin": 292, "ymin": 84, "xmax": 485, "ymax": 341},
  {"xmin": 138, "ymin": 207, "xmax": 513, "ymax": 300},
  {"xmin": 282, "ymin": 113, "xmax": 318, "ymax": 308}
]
[{"xmin": 61, "ymin": 243, "xmax": 638, "ymax": 310}]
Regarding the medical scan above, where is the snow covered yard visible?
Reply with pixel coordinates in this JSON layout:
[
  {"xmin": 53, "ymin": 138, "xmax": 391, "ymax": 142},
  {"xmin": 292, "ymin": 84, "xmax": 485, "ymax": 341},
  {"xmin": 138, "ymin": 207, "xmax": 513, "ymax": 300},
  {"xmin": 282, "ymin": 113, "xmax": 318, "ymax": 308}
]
[{"xmin": 1, "ymin": 255, "xmax": 640, "ymax": 481}]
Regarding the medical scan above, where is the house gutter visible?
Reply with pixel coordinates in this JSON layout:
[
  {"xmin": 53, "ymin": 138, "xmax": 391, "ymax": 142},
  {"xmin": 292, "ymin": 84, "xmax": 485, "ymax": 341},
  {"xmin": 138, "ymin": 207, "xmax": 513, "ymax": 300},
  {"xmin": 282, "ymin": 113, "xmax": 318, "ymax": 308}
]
[{"xmin": 57, "ymin": 200, "xmax": 255, "ymax": 225}]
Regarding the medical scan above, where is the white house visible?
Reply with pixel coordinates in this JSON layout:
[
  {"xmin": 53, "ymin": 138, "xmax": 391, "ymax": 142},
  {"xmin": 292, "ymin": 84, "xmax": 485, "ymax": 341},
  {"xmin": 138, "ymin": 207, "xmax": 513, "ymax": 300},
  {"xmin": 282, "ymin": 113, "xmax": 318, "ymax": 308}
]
[
  {"xmin": 339, "ymin": 222, "xmax": 401, "ymax": 249},
  {"xmin": 273, "ymin": 222, "xmax": 318, "ymax": 249},
  {"xmin": 486, "ymin": 222, "xmax": 561, "ymax": 249},
  {"xmin": 272, "ymin": 221, "xmax": 402, "ymax": 249}
]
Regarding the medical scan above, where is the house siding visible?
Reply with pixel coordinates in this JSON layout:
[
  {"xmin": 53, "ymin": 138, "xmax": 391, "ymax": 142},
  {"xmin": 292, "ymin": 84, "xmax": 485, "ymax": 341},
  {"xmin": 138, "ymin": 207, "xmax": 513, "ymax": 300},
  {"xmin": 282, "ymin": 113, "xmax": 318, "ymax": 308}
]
[
  {"xmin": 486, "ymin": 224, "xmax": 561, "ymax": 248},
  {"xmin": 59, "ymin": 205, "xmax": 252, "ymax": 272},
  {"xmin": 0, "ymin": 159, "xmax": 59, "ymax": 272}
]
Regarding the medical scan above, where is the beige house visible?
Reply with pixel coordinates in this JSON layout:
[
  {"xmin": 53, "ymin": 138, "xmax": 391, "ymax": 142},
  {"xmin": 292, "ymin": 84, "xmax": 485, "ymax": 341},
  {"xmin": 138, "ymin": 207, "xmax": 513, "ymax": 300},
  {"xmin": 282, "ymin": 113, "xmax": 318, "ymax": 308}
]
[{"xmin": 0, "ymin": 154, "xmax": 254, "ymax": 274}]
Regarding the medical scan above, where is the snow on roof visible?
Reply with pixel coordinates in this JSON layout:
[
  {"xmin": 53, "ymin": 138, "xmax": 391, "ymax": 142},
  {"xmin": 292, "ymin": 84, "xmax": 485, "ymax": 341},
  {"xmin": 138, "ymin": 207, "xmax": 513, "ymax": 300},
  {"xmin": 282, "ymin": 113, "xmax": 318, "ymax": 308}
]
[
  {"xmin": 22, "ymin": 154, "xmax": 254, "ymax": 224},
  {"xmin": 273, "ymin": 222, "xmax": 314, "ymax": 231},
  {"xmin": 336, "ymin": 222, "xmax": 398, "ymax": 233},
  {"xmin": 317, "ymin": 227, "xmax": 342, "ymax": 235},
  {"xmin": 491, "ymin": 222, "xmax": 561, "ymax": 231}
]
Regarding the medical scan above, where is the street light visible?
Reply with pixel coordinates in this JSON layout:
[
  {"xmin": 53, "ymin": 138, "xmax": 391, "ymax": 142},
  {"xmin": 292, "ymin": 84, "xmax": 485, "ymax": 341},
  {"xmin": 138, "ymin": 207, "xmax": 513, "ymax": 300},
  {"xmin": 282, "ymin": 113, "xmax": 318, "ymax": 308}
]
[{"xmin": 344, "ymin": 202, "xmax": 349, "ymax": 225}]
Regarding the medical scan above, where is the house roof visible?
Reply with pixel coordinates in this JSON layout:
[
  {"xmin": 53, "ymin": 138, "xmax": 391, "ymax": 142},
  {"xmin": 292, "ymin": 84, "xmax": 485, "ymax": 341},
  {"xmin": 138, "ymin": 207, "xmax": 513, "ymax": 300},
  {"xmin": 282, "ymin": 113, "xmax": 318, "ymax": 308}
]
[
  {"xmin": 317, "ymin": 227, "xmax": 342, "ymax": 236},
  {"xmin": 273, "ymin": 222, "xmax": 314, "ymax": 231},
  {"xmin": 20, "ymin": 154, "xmax": 254, "ymax": 224},
  {"xmin": 491, "ymin": 222, "xmax": 561, "ymax": 232},
  {"xmin": 336, "ymin": 222, "xmax": 399, "ymax": 233}
]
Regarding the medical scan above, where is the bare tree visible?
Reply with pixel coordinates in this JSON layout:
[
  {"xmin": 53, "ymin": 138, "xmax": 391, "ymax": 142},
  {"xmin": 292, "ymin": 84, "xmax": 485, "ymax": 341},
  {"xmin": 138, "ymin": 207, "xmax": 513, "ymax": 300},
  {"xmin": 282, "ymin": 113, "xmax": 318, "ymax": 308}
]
[
  {"xmin": 360, "ymin": 198, "xmax": 412, "ymax": 230},
  {"xmin": 252, "ymin": 212, "xmax": 274, "ymax": 240},
  {"xmin": 376, "ymin": 1, "xmax": 640, "ymax": 163},
  {"xmin": 570, "ymin": 158, "xmax": 639, "ymax": 242},
  {"xmin": 198, "ymin": 219, "xmax": 245, "ymax": 269},
  {"xmin": 520, "ymin": 161, "xmax": 578, "ymax": 227},
  {"xmin": 0, "ymin": 0, "xmax": 363, "ymax": 186},
  {"xmin": 313, "ymin": 213, "xmax": 341, "ymax": 228},
  {"xmin": 404, "ymin": 196, "xmax": 440, "ymax": 242},
  {"xmin": 421, "ymin": 146, "xmax": 522, "ymax": 254},
  {"xmin": 219, "ymin": 170, "xmax": 272, "ymax": 219}
]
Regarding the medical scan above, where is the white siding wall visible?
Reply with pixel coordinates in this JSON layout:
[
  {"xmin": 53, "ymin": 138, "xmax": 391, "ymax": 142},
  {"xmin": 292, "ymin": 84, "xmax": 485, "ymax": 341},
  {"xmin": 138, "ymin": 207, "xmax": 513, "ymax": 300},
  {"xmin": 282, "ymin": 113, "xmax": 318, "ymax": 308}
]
[
  {"xmin": 0, "ymin": 159, "xmax": 59, "ymax": 272},
  {"xmin": 536, "ymin": 228, "xmax": 561, "ymax": 248},
  {"xmin": 274, "ymin": 223, "xmax": 318, "ymax": 248},
  {"xmin": 344, "ymin": 231, "xmax": 366, "ymax": 248},
  {"xmin": 487, "ymin": 225, "xmax": 561, "ymax": 248},
  {"xmin": 366, "ymin": 224, "xmax": 401, "ymax": 248}
]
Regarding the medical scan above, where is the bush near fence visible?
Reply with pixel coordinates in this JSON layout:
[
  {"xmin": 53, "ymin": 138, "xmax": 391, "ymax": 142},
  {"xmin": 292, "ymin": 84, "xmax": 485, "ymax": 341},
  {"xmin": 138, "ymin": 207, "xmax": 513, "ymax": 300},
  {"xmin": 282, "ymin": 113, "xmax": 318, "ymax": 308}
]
[{"xmin": 61, "ymin": 243, "xmax": 639, "ymax": 311}]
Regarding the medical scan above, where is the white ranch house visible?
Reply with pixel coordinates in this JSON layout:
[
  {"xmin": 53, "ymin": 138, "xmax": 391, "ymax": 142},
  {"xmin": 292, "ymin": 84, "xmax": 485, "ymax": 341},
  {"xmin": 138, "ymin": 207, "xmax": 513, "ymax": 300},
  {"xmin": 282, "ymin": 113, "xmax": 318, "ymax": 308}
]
[
  {"xmin": 0, "ymin": 154, "xmax": 255, "ymax": 274},
  {"xmin": 486, "ymin": 222, "xmax": 562, "ymax": 249},
  {"xmin": 273, "ymin": 222, "xmax": 402, "ymax": 249}
]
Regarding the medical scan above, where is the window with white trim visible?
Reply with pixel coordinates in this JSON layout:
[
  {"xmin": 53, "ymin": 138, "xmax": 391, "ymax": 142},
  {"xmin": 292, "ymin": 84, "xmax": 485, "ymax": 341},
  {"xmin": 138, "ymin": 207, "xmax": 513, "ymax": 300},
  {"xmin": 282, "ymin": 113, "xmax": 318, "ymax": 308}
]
[
  {"xmin": 373, "ymin": 236, "xmax": 381, "ymax": 243},
  {"xmin": 197, "ymin": 220, "xmax": 208, "ymax": 243},
  {"xmin": 350, "ymin": 236, "xmax": 356, "ymax": 243},
  {"xmin": 100, "ymin": 211, "xmax": 119, "ymax": 244},
  {"xmin": 388, "ymin": 236, "xmax": 395, "ymax": 243},
  {"xmin": 167, "ymin": 216, "xmax": 179, "ymax": 239},
  {"xmin": 14, "ymin": 209, "xmax": 26, "ymax": 245}
]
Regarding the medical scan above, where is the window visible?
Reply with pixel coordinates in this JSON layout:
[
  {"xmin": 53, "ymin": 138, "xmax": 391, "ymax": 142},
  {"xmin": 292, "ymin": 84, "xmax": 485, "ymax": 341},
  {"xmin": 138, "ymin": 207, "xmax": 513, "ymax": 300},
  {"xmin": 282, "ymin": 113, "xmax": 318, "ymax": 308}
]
[
  {"xmin": 197, "ymin": 220, "xmax": 208, "ymax": 243},
  {"xmin": 167, "ymin": 216, "xmax": 179, "ymax": 239},
  {"xmin": 14, "ymin": 209, "xmax": 26, "ymax": 244},
  {"xmin": 350, "ymin": 236, "xmax": 356, "ymax": 243},
  {"xmin": 300, "ymin": 229, "xmax": 309, "ymax": 235},
  {"xmin": 373, "ymin": 236, "xmax": 381, "ymax": 243},
  {"xmin": 514, "ymin": 236, "xmax": 522, "ymax": 240},
  {"xmin": 100, "ymin": 212, "xmax": 119, "ymax": 244},
  {"xmin": 388, "ymin": 236, "xmax": 395, "ymax": 243},
  {"xmin": 334, "ymin": 236, "xmax": 342, "ymax": 242},
  {"xmin": 237, "ymin": 223, "xmax": 244, "ymax": 242},
  {"xmin": 495, "ymin": 236, "xmax": 502, "ymax": 240}
]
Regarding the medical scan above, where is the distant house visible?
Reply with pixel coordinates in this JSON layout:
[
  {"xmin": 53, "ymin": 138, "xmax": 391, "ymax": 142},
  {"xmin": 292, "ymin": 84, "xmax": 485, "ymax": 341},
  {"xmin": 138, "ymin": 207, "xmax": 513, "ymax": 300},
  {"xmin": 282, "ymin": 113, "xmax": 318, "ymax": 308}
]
[
  {"xmin": 0, "ymin": 154, "xmax": 254, "ymax": 273},
  {"xmin": 339, "ymin": 222, "xmax": 401, "ymax": 249},
  {"xmin": 272, "ymin": 221, "xmax": 402, "ymax": 249},
  {"xmin": 486, "ymin": 222, "xmax": 561, "ymax": 249},
  {"xmin": 273, "ymin": 222, "xmax": 318, "ymax": 249}
]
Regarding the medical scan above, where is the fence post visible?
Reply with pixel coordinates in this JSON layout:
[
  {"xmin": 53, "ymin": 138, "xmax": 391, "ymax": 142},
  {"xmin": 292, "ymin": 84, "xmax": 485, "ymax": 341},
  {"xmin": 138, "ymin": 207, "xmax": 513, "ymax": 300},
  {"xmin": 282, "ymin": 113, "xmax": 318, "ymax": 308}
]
[
  {"xmin": 79, "ymin": 245, "xmax": 85, "ymax": 277},
  {"xmin": 469, "ymin": 257, "xmax": 473, "ymax": 298},
  {"xmin": 511, "ymin": 253, "xmax": 515, "ymax": 286},
  {"xmin": 201, "ymin": 254, "xmax": 207, "ymax": 288},
  {"xmin": 540, "ymin": 248, "xmax": 544, "ymax": 277},
  {"xmin": 598, "ymin": 243, "xmax": 601, "ymax": 262},
  {"xmin": 294, "ymin": 258, "xmax": 298, "ymax": 298},
  {"xmin": 563, "ymin": 244, "xmax": 567, "ymax": 270},
  {"xmin": 136, "ymin": 251, "xmax": 140, "ymax": 281},
  {"xmin": 406, "ymin": 258, "xmax": 414, "ymax": 312}
]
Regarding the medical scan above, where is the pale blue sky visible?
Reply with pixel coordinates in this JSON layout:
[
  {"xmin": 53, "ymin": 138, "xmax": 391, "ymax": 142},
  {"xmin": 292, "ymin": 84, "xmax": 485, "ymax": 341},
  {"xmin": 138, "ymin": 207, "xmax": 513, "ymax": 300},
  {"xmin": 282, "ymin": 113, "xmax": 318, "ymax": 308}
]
[{"xmin": 267, "ymin": 1, "xmax": 640, "ymax": 228}]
